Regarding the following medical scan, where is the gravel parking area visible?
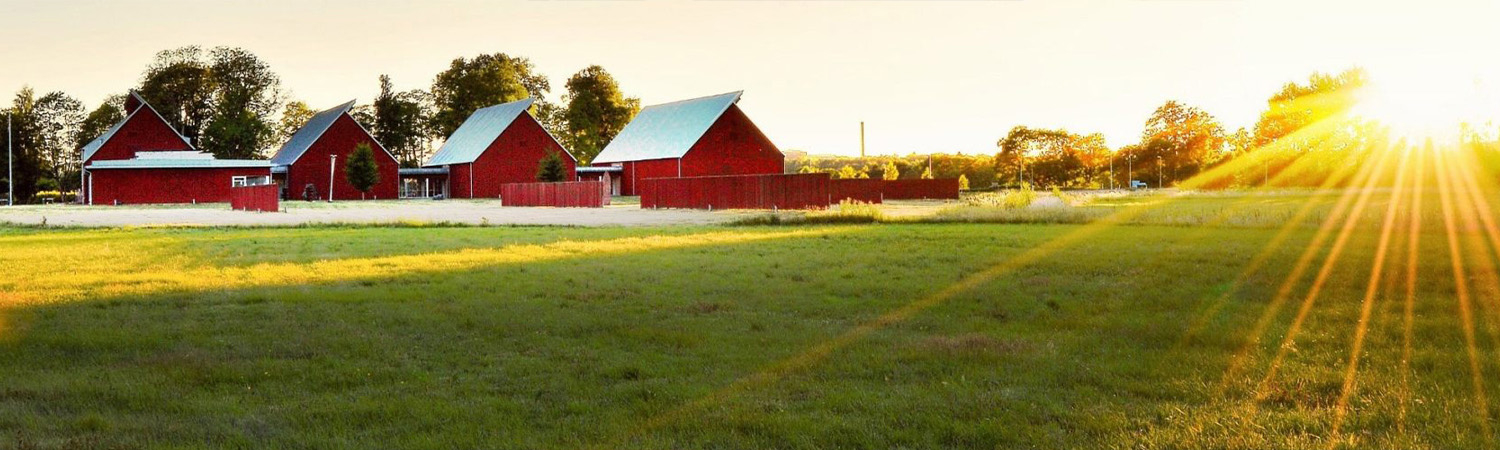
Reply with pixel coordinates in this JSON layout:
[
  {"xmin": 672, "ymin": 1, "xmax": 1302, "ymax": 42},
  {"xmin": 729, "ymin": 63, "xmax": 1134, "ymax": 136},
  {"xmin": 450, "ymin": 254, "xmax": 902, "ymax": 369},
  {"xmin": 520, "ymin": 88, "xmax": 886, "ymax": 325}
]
[{"xmin": 0, "ymin": 199, "xmax": 751, "ymax": 227}]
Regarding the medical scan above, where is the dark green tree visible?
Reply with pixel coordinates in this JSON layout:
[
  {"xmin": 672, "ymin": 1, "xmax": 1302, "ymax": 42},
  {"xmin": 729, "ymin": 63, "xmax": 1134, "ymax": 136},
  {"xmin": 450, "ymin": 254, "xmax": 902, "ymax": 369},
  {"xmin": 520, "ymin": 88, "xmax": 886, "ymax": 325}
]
[
  {"xmin": 372, "ymin": 75, "xmax": 431, "ymax": 167},
  {"xmin": 429, "ymin": 53, "xmax": 551, "ymax": 139},
  {"xmin": 137, "ymin": 46, "xmax": 217, "ymax": 142},
  {"xmin": 137, "ymin": 46, "xmax": 283, "ymax": 158},
  {"xmin": 562, "ymin": 66, "xmax": 640, "ymax": 164},
  {"xmin": 536, "ymin": 150, "xmax": 566, "ymax": 182},
  {"xmin": 1138, "ymin": 100, "xmax": 1226, "ymax": 186},
  {"xmin": 344, "ymin": 142, "xmax": 381, "ymax": 199},
  {"xmin": 276, "ymin": 100, "xmax": 315, "ymax": 143},
  {"xmin": 3, "ymin": 87, "xmax": 45, "ymax": 202},
  {"xmin": 32, "ymin": 92, "xmax": 85, "ymax": 190}
]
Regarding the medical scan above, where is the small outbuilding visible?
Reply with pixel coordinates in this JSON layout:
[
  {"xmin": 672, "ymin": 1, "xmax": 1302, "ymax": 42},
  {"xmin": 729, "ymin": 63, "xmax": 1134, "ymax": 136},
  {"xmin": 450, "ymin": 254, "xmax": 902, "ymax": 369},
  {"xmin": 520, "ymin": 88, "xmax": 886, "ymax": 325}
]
[
  {"xmin": 270, "ymin": 101, "xmax": 399, "ymax": 200},
  {"xmin": 589, "ymin": 91, "xmax": 783, "ymax": 196},
  {"xmin": 421, "ymin": 98, "xmax": 576, "ymax": 198},
  {"xmin": 80, "ymin": 93, "xmax": 271, "ymax": 205}
]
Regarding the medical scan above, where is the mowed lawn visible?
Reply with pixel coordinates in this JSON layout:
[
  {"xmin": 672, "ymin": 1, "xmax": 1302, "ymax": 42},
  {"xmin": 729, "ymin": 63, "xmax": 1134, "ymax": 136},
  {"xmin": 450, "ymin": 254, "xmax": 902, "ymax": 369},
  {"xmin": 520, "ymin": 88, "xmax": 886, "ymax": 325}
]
[{"xmin": 1, "ymin": 199, "xmax": 1497, "ymax": 448}]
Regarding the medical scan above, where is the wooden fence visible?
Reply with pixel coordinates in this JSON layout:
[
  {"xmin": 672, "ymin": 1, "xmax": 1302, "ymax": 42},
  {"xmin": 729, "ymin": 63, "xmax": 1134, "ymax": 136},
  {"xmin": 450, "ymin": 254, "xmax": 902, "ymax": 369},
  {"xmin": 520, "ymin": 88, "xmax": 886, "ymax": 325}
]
[
  {"xmin": 499, "ymin": 181, "xmax": 610, "ymax": 207},
  {"xmin": 230, "ymin": 184, "xmax": 280, "ymax": 212},
  {"xmin": 640, "ymin": 173, "xmax": 830, "ymax": 210}
]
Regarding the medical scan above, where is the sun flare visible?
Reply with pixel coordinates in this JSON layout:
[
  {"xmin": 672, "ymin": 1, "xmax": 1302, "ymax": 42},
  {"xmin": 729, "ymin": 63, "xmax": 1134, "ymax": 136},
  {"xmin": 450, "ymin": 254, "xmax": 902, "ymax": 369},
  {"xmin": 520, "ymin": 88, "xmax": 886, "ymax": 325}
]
[{"xmin": 1352, "ymin": 67, "xmax": 1500, "ymax": 142}]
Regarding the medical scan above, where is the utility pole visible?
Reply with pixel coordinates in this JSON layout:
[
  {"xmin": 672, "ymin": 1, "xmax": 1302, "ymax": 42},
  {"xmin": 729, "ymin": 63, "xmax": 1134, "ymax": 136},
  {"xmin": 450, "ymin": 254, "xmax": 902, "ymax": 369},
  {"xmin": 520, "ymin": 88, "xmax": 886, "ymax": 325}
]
[
  {"xmin": 859, "ymin": 121, "xmax": 865, "ymax": 158},
  {"xmin": 328, "ymin": 154, "xmax": 337, "ymax": 202},
  {"xmin": 1126, "ymin": 154, "xmax": 1134, "ymax": 190},
  {"xmin": 1109, "ymin": 157, "xmax": 1114, "ymax": 190},
  {"xmin": 1157, "ymin": 156, "xmax": 1163, "ymax": 189},
  {"xmin": 7, "ymin": 112, "xmax": 12, "ymax": 207}
]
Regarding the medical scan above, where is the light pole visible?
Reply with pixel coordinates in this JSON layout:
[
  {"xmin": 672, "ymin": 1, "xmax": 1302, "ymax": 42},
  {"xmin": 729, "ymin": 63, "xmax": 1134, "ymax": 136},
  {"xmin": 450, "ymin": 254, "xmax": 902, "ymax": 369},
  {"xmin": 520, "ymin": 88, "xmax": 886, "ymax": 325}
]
[
  {"xmin": 328, "ymin": 154, "xmax": 337, "ymax": 202},
  {"xmin": 1157, "ymin": 156, "xmax": 1163, "ymax": 189},
  {"xmin": 1126, "ymin": 154, "xmax": 1135, "ymax": 190},
  {"xmin": 1109, "ymin": 157, "xmax": 1115, "ymax": 190},
  {"xmin": 7, "ymin": 112, "xmax": 12, "ymax": 206}
]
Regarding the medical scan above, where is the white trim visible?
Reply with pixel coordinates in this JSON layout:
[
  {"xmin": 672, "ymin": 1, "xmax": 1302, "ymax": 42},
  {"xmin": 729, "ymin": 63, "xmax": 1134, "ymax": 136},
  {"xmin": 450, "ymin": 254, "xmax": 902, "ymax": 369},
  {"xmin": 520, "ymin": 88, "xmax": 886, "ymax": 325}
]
[{"xmin": 231, "ymin": 175, "xmax": 248, "ymax": 187}]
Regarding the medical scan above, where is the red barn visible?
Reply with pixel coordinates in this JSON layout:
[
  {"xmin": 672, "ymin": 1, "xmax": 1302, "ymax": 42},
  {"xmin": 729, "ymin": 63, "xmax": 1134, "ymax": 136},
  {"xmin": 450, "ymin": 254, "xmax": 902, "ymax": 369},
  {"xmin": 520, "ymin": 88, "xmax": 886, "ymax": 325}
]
[
  {"xmin": 270, "ymin": 101, "xmax": 398, "ymax": 200},
  {"xmin": 80, "ymin": 93, "xmax": 271, "ymax": 205},
  {"xmin": 590, "ymin": 91, "xmax": 783, "ymax": 196},
  {"xmin": 421, "ymin": 98, "xmax": 576, "ymax": 198}
]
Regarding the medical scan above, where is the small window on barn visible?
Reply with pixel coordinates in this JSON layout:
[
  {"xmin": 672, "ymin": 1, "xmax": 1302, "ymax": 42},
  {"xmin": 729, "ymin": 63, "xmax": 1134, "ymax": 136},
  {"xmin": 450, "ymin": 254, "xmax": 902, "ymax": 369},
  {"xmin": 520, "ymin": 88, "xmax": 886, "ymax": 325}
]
[{"xmin": 231, "ymin": 176, "xmax": 248, "ymax": 187}]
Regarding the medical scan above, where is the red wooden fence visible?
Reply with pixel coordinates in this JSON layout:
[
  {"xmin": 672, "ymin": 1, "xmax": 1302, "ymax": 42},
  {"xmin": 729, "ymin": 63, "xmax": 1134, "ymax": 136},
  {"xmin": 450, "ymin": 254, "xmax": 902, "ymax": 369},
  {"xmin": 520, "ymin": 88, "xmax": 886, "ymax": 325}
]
[
  {"xmin": 640, "ymin": 173, "xmax": 831, "ymax": 210},
  {"xmin": 830, "ymin": 179, "xmax": 884, "ymax": 204},
  {"xmin": 500, "ymin": 181, "xmax": 610, "ymax": 207},
  {"xmin": 230, "ymin": 184, "xmax": 280, "ymax": 212},
  {"xmin": 882, "ymin": 179, "xmax": 961, "ymax": 200}
]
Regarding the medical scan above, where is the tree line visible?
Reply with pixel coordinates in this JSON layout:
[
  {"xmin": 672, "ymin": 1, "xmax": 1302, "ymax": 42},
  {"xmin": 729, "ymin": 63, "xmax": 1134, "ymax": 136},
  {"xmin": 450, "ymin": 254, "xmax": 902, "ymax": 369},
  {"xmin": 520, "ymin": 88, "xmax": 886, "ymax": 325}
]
[
  {"xmin": 789, "ymin": 68, "xmax": 1388, "ymax": 190},
  {"xmin": 0, "ymin": 46, "xmax": 641, "ymax": 203}
]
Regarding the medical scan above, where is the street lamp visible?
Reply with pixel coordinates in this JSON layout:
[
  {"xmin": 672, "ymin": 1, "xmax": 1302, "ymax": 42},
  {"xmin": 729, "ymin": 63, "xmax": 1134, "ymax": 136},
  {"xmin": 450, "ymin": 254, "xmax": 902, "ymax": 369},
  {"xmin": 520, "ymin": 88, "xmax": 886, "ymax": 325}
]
[{"xmin": 1125, "ymin": 154, "xmax": 1135, "ymax": 190}]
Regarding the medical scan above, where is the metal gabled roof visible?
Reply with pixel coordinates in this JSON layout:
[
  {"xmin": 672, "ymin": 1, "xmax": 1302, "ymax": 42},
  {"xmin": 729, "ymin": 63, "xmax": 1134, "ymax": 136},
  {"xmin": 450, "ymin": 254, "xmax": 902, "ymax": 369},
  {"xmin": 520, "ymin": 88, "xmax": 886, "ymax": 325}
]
[
  {"xmin": 86, "ymin": 158, "xmax": 271, "ymax": 170},
  {"xmin": 590, "ymin": 91, "xmax": 742, "ymax": 164},
  {"xmin": 269, "ymin": 100, "xmax": 355, "ymax": 166},
  {"xmin": 424, "ymin": 98, "xmax": 540, "ymax": 167},
  {"xmin": 80, "ymin": 92, "xmax": 195, "ymax": 163}
]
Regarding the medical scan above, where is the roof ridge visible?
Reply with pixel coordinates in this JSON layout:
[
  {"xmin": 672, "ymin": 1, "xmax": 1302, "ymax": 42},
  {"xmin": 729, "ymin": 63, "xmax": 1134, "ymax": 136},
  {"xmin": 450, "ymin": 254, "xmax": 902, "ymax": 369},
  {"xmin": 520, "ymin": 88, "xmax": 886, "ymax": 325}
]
[{"xmin": 642, "ymin": 90, "xmax": 742, "ymax": 109}]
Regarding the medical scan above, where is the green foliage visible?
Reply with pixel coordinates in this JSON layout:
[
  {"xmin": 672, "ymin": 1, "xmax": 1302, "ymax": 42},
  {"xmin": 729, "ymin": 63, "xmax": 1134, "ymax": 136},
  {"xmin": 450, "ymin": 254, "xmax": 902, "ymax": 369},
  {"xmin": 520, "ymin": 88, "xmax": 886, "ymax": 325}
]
[
  {"xmin": 996, "ymin": 126, "xmax": 1110, "ymax": 188},
  {"xmin": 1136, "ymin": 100, "xmax": 1226, "ymax": 187},
  {"xmin": 836, "ymin": 165, "xmax": 859, "ymax": 179},
  {"xmin": 343, "ymin": 142, "xmax": 381, "ymax": 197},
  {"xmin": 958, "ymin": 174, "xmax": 970, "ymax": 190},
  {"xmin": 4, "ymin": 87, "xmax": 48, "ymax": 203},
  {"xmin": 536, "ymin": 150, "xmax": 567, "ymax": 182},
  {"xmin": 137, "ymin": 46, "xmax": 283, "ymax": 158},
  {"xmin": 920, "ymin": 165, "xmax": 933, "ymax": 179},
  {"xmin": 880, "ymin": 161, "xmax": 899, "ymax": 180},
  {"xmin": 372, "ymin": 75, "xmax": 431, "ymax": 168},
  {"xmin": 276, "ymin": 100, "xmax": 315, "ymax": 144},
  {"xmin": 562, "ymin": 66, "xmax": 640, "ymax": 164},
  {"xmin": 429, "ymin": 53, "xmax": 551, "ymax": 139}
]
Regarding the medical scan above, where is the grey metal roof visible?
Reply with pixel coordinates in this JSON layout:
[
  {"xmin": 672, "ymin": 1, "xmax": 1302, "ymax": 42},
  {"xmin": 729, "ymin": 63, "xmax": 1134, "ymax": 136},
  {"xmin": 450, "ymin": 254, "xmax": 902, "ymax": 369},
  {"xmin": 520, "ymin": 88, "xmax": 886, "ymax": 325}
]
[
  {"xmin": 590, "ymin": 91, "xmax": 742, "ymax": 164},
  {"xmin": 269, "ymin": 100, "xmax": 356, "ymax": 166},
  {"xmin": 80, "ymin": 92, "xmax": 194, "ymax": 163},
  {"xmin": 575, "ymin": 165, "xmax": 622, "ymax": 173},
  {"xmin": 86, "ymin": 158, "xmax": 271, "ymax": 170},
  {"xmin": 399, "ymin": 167, "xmax": 449, "ymax": 176},
  {"xmin": 423, "ymin": 98, "xmax": 535, "ymax": 167}
]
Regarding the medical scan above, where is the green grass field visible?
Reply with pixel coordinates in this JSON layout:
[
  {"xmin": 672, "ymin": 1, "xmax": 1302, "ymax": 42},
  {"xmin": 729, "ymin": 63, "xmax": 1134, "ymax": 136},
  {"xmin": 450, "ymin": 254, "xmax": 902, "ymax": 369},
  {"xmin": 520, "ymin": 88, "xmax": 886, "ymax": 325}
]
[{"xmin": 3, "ymin": 190, "xmax": 1499, "ymax": 449}]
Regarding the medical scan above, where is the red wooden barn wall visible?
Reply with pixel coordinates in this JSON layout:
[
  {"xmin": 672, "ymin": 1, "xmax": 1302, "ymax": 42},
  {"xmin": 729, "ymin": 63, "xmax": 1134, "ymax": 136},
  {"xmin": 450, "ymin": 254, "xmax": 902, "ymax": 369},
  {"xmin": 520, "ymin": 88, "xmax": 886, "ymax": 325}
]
[
  {"xmin": 447, "ymin": 114, "xmax": 576, "ymax": 199},
  {"xmin": 639, "ymin": 173, "xmax": 829, "ymax": 210},
  {"xmin": 882, "ymin": 179, "xmax": 961, "ymax": 200},
  {"xmin": 284, "ymin": 114, "xmax": 399, "ymax": 200},
  {"xmin": 83, "ymin": 109, "xmax": 192, "ymax": 164},
  {"xmin": 612, "ymin": 104, "xmax": 784, "ymax": 196},
  {"xmin": 90, "ymin": 167, "xmax": 272, "ymax": 205},
  {"xmin": 230, "ymin": 184, "xmax": 281, "ymax": 212},
  {"xmin": 830, "ymin": 179, "xmax": 885, "ymax": 204}
]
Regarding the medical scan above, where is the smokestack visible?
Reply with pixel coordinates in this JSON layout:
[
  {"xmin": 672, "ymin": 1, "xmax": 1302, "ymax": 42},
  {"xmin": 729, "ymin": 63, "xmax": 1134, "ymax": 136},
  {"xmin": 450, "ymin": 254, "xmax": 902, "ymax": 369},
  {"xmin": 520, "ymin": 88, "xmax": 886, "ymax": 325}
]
[{"xmin": 859, "ymin": 121, "xmax": 865, "ymax": 158}]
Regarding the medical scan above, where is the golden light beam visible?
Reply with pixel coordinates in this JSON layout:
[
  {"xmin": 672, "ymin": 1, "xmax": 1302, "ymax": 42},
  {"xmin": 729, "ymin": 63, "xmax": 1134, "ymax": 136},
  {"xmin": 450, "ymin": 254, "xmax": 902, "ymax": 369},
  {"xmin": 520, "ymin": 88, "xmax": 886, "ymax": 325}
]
[
  {"xmin": 1397, "ymin": 143, "xmax": 1425, "ymax": 435},
  {"xmin": 603, "ymin": 111, "xmax": 1380, "ymax": 446},
  {"xmin": 1217, "ymin": 138, "xmax": 1391, "ymax": 390},
  {"xmin": 1433, "ymin": 146, "xmax": 1493, "ymax": 437},
  {"xmin": 1174, "ymin": 140, "xmax": 1377, "ymax": 347},
  {"xmin": 1328, "ymin": 142, "xmax": 1414, "ymax": 439},
  {"xmin": 1253, "ymin": 139, "xmax": 1398, "ymax": 397},
  {"xmin": 0, "ymin": 228, "xmax": 847, "ymax": 306}
]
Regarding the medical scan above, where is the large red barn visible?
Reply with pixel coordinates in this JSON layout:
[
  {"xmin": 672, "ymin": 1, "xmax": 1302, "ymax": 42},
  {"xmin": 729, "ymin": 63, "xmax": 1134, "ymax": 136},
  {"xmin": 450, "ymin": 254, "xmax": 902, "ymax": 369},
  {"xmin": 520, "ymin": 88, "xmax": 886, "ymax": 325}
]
[
  {"xmin": 81, "ymin": 93, "xmax": 271, "ymax": 205},
  {"xmin": 590, "ymin": 91, "xmax": 783, "ymax": 196},
  {"xmin": 421, "ymin": 98, "xmax": 576, "ymax": 198},
  {"xmin": 270, "ymin": 101, "xmax": 399, "ymax": 200}
]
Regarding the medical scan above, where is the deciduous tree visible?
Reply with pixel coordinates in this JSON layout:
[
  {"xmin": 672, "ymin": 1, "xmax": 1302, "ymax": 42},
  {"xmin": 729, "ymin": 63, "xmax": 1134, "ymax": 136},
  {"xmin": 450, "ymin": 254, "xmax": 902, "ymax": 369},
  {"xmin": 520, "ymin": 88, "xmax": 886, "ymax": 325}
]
[{"xmin": 562, "ymin": 66, "xmax": 640, "ymax": 164}]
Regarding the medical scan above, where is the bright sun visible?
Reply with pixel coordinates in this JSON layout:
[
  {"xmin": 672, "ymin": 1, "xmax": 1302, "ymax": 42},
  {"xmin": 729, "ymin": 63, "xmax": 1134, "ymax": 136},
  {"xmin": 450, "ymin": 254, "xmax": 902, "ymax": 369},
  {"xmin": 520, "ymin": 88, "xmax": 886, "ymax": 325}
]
[{"xmin": 1352, "ymin": 66, "xmax": 1500, "ymax": 142}]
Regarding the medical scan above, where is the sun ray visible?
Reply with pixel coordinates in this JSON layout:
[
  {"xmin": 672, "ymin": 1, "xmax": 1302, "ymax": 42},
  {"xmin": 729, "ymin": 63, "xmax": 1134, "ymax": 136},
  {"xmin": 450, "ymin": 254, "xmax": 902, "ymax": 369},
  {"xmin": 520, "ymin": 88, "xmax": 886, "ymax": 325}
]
[
  {"xmin": 1329, "ymin": 142, "xmax": 1414, "ymax": 439},
  {"xmin": 1252, "ymin": 138, "xmax": 1398, "ymax": 399},
  {"xmin": 1216, "ymin": 138, "xmax": 1391, "ymax": 390},
  {"xmin": 1398, "ymin": 143, "xmax": 1426, "ymax": 436},
  {"xmin": 1433, "ymin": 146, "xmax": 1493, "ymax": 438},
  {"xmin": 1174, "ymin": 138, "xmax": 1376, "ymax": 347}
]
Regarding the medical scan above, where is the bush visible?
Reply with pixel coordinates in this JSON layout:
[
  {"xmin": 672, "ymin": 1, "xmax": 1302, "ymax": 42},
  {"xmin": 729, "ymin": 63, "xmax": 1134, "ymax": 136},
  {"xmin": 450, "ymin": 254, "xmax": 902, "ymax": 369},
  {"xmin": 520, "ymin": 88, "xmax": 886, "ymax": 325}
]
[
  {"xmin": 34, "ymin": 190, "xmax": 77, "ymax": 203},
  {"xmin": 963, "ymin": 184, "xmax": 1035, "ymax": 209}
]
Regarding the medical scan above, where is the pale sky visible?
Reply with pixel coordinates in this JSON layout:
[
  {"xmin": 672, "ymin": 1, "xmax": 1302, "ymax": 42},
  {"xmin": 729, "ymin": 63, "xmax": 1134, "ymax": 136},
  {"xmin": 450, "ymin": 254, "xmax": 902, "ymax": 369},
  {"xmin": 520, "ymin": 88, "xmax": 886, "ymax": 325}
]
[{"xmin": 3, "ymin": 0, "xmax": 1498, "ymax": 156}]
